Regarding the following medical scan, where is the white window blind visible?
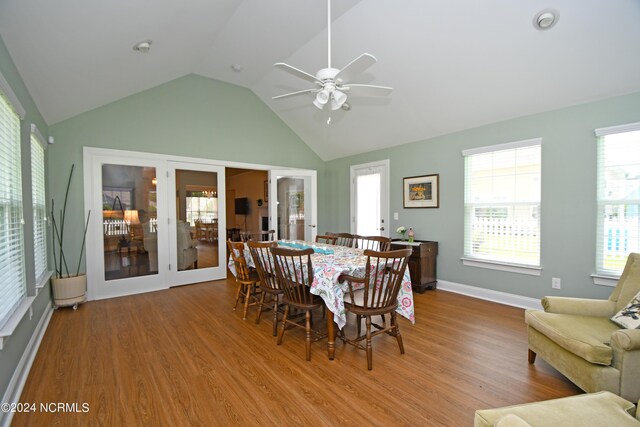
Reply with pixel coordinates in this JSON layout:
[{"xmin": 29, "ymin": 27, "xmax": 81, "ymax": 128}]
[
  {"xmin": 595, "ymin": 122, "xmax": 640, "ymax": 276},
  {"xmin": 0, "ymin": 88, "xmax": 26, "ymax": 329},
  {"xmin": 31, "ymin": 125, "xmax": 48, "ymax": 282},
  {"xmin": 463, "ymin": 139, "xmax": 541, "ymax": 266}
]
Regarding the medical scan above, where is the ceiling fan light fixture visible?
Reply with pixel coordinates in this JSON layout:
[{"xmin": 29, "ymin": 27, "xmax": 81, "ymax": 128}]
[
  {"xmin": 329, "ymin": 90, "xmax": 347, "ymax": 110},
  {"xmin": 314, "ymin": 88, "xmax": 330, "ymax": 109}
]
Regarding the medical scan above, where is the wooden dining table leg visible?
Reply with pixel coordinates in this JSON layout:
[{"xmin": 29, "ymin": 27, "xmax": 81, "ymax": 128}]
[{"xmin": 327, "ymin": 310, "xmax": 335, "ymax": 360}]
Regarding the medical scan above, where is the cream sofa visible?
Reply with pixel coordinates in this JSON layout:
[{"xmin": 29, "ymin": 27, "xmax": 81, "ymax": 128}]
[
  {"xmin": 525, "ymin": 253, "xmax": 640, "ymax": 402},
  {"xmin": 474, "ymin": 391, "xmax": 640, "ymax": 426}
]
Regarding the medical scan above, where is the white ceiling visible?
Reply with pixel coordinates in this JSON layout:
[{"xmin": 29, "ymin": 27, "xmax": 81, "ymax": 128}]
[{"xmin": 1, "ymin": 0, "xmax": 639, "ymax": 160}]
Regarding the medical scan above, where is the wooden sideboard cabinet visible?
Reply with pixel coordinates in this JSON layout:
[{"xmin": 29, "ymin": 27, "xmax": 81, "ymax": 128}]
[{"xmin": 390, "ymin": 240, "xmax": 438, "ymax": 293}]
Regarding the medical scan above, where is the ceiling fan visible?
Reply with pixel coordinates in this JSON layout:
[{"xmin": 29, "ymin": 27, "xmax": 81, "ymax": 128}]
[{"xmin": 272, "ymin": 0, "xmax": 392, "ymax": 111}]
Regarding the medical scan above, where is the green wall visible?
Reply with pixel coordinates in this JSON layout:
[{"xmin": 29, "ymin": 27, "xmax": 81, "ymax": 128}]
[
  {"xmin": 0, "ymin": 35, "xmax": 52, "ymax": 407},
  {"xmin": 49, "ymin": 74, "xmax": 326, "ymax": 267},
  {"xmin": 323, "ymin": 92, "xmax": 640, "ymax": 301}
]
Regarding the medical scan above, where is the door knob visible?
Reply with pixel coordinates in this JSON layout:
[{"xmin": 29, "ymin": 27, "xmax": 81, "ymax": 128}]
[{"xmin": 308, "ymin": 224, "xmax": 317, "ymax": 228}]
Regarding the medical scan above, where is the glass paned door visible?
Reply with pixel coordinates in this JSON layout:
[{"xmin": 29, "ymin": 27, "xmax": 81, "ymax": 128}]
[
  {"xmin": 86, "ymin": 154, "xmax": 168, "ymax": 301},
  {"xmin": 269, "ymin": 170, "xmax": 317, "ymax": 242},
  {"xmin": 351, "ymin": 160, "xmax": 389, "ymax": 237},
  {"xmin": 167, "ymin": 162, "xmax": 226, "ymax": 286}
]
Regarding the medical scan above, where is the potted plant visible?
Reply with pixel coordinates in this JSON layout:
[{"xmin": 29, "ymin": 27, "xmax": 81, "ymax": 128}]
[{"xmin": 50, "ymin": 164, "xmax": 91, "ymax": 310}]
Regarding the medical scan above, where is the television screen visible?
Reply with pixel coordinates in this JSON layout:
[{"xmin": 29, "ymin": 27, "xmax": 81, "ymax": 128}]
[{"xmin": 235, "ymin": 197, "xmax": 249, "ymax": 215}]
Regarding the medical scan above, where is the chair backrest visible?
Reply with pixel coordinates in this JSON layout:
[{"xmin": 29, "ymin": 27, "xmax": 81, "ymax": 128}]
[
  {"xmin": 240, "ymin": 231, "xmax": 252, "ymax": 242},
  {"xmin": 248, "ymin": 241, "xmax": 280, "ymax": 292},
  {"xmin": 270, "ymin": 247, "xmax": 316, "ymax": 305},
  {"xmin": 609, "ymin": 253, "xmax": 640, "ymax": 311},
  {"xmin": 353, "ymin": 235, "xmax": 391, "ymax": 252},
  {"xmin": 347, "ymin": 249, "xmax": 412, "ymax": 311},
  {"xmin": 316, "ymin": 235, "xmax": 337, "ymax": 245},
  {"xmin": 177, "ymin": 221, "xmax": 194, "ymax": 250},
  {"xmin": 228, "ymin": 240, "xmax": 252, "ymax": 281},
  {"xmin": 327, "ymin": 232, "xmax": 354, "ymax": 247}
]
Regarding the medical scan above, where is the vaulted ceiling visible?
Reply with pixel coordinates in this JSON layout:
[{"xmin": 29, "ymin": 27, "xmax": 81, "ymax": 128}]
[{"xmin": 1, "ymin": 0, "xmax": 639, "ymax": 160}]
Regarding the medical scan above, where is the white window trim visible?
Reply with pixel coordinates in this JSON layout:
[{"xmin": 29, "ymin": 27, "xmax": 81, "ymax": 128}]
[
  {"xmin": 591, "ymin": 273, "xmax": 619, "ymax": 287},
  {"xmin": 0, "ymin": 297, "xmax": 35, "ymax": 350},
  {"xmin": 0, "ymin": 71, "xmax": 26, "ymax": 118},
  {"xmin": 461, "ymin": 257, "xmax": 542, "ymax": 276},
  {"xmin": 461, "ymin": 137, "xmax": 541, "ymax": 157},
  {"xmin": 595, "ymin": 122, "xmax": 640, "ymax": 137},
  {"xmin": 30, "ymin": 123, "xmax": 47, "ymax": 151}
]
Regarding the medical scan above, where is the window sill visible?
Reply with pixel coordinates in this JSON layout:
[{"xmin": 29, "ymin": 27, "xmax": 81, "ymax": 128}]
[
  {"xmin": 35, "ymin": 270, "xmax": 53, "ymax": 295},
  {"xmin": 0, "ymin": 296, "xmax": 36, "ymax": 350},
  {"xmin": 461, "ymin": 257, "xmax": 542, "ymax": 276},
  {"xmin": 591, "ymin": 274, "xmax": 619, "ymax": 287},
  {"xmin": 0, "ymin": 270, "xmax": 53, "ymax": 350}
]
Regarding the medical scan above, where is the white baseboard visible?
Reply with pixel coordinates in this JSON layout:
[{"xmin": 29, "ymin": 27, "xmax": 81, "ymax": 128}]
[
  {"xmin": 0, "ymin": 303, "xmax": 53, "ymax": 427},
  {"xmin": 437, "ymin": 280, "xmax": 543, "ymax": 310}
]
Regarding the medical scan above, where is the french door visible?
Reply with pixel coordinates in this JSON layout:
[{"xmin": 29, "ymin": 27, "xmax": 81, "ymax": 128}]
[
  {"xmin": 269, "ymin": 169, "xmax": 317, "ymax": 241},
  {"xmin": 350, "ymin": 160, "xmax": 390, "ymax": 237},
  {"xmin": 86, "ymin": 153, "xmax": 169, "ymax": 300},
  {"xmin": 166, "ymin": 162, "xmax": 226, "ymax": 286}
]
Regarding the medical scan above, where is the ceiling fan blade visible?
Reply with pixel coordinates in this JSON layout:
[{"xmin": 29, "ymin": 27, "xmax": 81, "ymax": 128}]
[
  {"xmin": 272, "ymin": 88, "xmax": 319, "ymax": 100},
  {"xmin": 342, "ymin": 84, "xmax": 392, "ymax": 96},
  {"xmin": 274, "ymin": 63, "xmax": 320, "ymax": 84},
  {"xmin": 335, "ymin": 53, "xmax": 377, "ymax": 84}
]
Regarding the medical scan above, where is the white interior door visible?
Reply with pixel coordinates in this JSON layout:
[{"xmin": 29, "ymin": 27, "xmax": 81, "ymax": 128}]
[
  {"xmin": 167, "ymin": 162, "xmax": 226, "ymax": 286},
  {"xmin": 350, "ymin": 160, "xmax": 390, "ymax": 237},
  {"xmin": 268, "ymin": 169, "xmax": 317, "ymax": 242},
  {"xmin": 85, "ymin": 154, "xmax": 169, "ymax": 300}
]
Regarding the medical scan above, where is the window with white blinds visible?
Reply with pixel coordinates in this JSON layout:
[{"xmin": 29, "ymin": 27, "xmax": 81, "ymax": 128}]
[
  {"xmin": 31, "ymin": 125, "xmax": 48, "ymax": 283},
  {"xmin": 463, "ymin": 139, "xmax": 541, "ymax": 267},
  {"xmin": 0, "ymin": 88, "xmax": 26, "ymax": 330},
  {"xmin": 595, "ymin": 122, "xmax": 640, "ymax": 276}
]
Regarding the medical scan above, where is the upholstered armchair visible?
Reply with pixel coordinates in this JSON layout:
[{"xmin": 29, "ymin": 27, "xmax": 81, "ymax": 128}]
[
  {"xmin": 177, "ymin": 221, "xmax": 198, "ymax": 270},
  {"xmin": 525, "ymin": 253, "xmax": 640, "ymax": 402}
]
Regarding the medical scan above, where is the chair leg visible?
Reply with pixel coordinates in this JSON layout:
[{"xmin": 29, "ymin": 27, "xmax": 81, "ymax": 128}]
[
  {"xmin": 391, "ymin": 311, "xmax": 405, "ymax": 355},
  {"xmin": 255, "ymin": 291, "xmax": 266, "ymax": 324},
  {"xmin": 242, "ymin": 284, "xmax": 252, "ymax": 320},
  {"xmin": 272, "ymin": 294, "xmax": 279, "ymax": 337},
  {"xmin": 366, "ymin": 316, "xmax": 373, "ymax": 370},
  {"xmin": 528, "ymin": 349, "xmax": 537, "ymax": 364},
  {"xmin": 233, "ymin": 282, "xmax": 243, "ymax": 310},
  {"xmin": 305, "ymin": 310, "xmax": 312, "ymax": 361},
  {"xmin": 277, "ymin": 305, "xmax": 289, "ymax": 345},
  {"xmin": 356, "ymin": 314, "xmax": 362, "ymax": 337}
]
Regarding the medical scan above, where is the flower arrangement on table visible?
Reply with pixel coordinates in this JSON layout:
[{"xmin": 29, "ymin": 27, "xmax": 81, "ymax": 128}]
[{"xmin": 396, "ymin": 226, "xmax": 407, "ymax": 241}]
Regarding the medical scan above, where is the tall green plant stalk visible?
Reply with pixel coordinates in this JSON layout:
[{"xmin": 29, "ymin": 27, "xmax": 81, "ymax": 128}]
[{"xmin": 51, "ymin": 164, "xmax": 91, "ymax": 279}]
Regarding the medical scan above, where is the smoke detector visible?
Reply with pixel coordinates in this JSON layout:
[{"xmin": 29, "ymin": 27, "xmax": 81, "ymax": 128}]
[
  {"xmin": 133, "ymin": 40, "xmax": 152, "ymax": 53},
  {"xmin": 533, "ymin": 9, "xmax": 559, "ymax": 31}
]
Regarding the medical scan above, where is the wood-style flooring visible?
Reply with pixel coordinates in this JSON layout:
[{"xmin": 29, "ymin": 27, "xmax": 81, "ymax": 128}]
[{"xmin": 13, "ymin": 281, "xmax": 581, "ymax": 426}]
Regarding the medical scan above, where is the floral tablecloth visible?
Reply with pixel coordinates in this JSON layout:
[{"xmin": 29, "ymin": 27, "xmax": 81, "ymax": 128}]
[{"xmin": 229, "ymin": 240, "xmax": 415, "ymax": 329}]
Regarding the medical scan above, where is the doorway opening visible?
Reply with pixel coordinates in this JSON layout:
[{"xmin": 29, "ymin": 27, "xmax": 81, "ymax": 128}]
[{"xmin": 225, "ymin": 168, "xmax": 269, "ymax": 241}]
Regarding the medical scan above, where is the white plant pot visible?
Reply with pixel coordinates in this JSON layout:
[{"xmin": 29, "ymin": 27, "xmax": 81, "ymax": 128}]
[{"xmin": 52, "ymin": 274, "xmax": 87, "ymax": 309}]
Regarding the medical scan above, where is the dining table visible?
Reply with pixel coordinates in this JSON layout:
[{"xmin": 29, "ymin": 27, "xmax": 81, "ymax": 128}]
[{"xmin": 228, "ymin": 239, "xmax": 415, "ymax": 360}]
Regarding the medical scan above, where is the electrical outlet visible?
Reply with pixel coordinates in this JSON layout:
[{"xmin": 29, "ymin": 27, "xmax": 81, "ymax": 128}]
[
  {"xmin": 552, "ymin": 277, "xmax": 561, "ymax": 289},
  {"xmin": 393, "ymin": 212, "xmax": 399, "ymax": 220}
]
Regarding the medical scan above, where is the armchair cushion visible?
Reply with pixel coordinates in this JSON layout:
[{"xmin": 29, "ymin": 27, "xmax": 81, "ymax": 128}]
[
  {"xmin": 474, "ymin": 391, "xmax": 638, "ymax": 427},
  {"xmin": 542, "ymin": 296, "xmax": 617, "ymax": 317},
  {"xmin": 611, "ymin": 290, "xmax": 640, "ymax": 329},
  {"xmin": 525, "ymin": 311, "xmax": 619, "ymax": 365}
]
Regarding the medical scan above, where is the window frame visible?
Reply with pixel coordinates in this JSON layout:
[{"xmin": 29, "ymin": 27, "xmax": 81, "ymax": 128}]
[
  {"xmin": 593, "ymin": 122, "xmax": 640, "ymax": 285},
  {"xmin": 31, "ymin": 123, "xmax": 50, "ymax": 287},
  {"xmin": 461, "ymin": 138, "xmax": 542, "ymax": 276}
]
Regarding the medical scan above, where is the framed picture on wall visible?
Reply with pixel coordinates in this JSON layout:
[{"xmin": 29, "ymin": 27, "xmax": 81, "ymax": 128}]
[{"xmin": 403, "ymin": 174, "xmax": 439, "ymax": 208}]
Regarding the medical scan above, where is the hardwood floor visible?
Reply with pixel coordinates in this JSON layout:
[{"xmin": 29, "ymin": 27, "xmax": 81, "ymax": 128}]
[{"xmin": 13, "ymin": 281, "xmax": 581, "ymax": 426}]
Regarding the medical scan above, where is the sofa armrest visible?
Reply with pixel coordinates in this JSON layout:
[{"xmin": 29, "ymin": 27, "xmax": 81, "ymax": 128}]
[
  {"xmin": 611, "ymin": 329, "xmax": 640, "ymax": 351},
  {"xmin": 541, "ymin": 296, "xmax": 616, "ymax": 317}
]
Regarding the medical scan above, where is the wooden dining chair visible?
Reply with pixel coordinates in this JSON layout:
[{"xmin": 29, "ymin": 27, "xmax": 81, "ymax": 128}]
[
  {"xmin": 338, "ymin": 248, "xmax": 412, "ymax": 370},
  {"xmin": 315, "ymin": 234, "xmax": 337, "ymax": 245},
  {"xmin": 353, "ymin": 235, "xmax": 391, "ymax": 251},
  {"xmin": 239, "ymin": 231, "xmax": 252, "ymax": 242},
  {"xmin": 326, "ymin": 232, "xmax": 354, "ymax": 247},
  {"xmin": 270, "ymin": 247, "xmax": 327, "ymax": 361},
  {"xmin": 247, "ymin": 241, "xmax": 284, "ymax": 336},
  {"xmin": 227, "ymin": 240, "xmax": 261, "ymax": 320}
]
